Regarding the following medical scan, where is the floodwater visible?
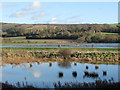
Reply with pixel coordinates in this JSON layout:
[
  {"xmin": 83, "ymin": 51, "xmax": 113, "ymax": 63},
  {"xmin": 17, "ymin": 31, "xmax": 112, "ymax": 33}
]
[
  {"xmin": 1, "ymin": 43, "xmax": 119, "ymax": 48},
  {"xmin": 1, "ymin": 62, "xmax": 119, "ymax": 88}
]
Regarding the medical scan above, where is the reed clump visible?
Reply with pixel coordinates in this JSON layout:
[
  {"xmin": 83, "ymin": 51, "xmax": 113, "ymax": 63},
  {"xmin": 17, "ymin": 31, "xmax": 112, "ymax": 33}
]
[{"xmin": 2, "ymin": 79, "xmax": 120, "ymax": 89}]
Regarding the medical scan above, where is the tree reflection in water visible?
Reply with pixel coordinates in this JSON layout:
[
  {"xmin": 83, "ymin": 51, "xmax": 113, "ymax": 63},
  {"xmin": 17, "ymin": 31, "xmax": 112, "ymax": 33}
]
[{"xmin": 57, "ymin": 62, "xmax": 71, "ymax": 69}]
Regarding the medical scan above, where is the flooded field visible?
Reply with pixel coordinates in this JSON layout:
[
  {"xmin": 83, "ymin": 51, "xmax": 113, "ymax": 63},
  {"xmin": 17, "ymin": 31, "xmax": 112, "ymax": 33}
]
[
  {"xmin": 1, "ymin": 62, "xmax": 119, "ymax": 88},
  {"xmin": 1, "ymin": 43, "xmax": 119, "ymax": 48}
]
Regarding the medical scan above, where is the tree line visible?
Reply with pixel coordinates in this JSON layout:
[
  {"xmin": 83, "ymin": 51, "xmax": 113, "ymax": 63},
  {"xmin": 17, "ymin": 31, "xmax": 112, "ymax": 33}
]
[{"xmin": 2, "ymin": 23, "xmax": 120, "ymax": 43}]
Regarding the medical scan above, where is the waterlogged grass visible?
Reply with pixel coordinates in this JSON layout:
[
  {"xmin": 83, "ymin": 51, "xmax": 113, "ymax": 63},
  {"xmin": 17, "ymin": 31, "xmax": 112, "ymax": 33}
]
[
  {"xmin": 2, "ymin": 48, "xmax": 119, "ymax": 65},
  {"xmin": 2, "ymin": 47, "xmax": 59, "ymax": 50},
  {"xmin": 2, "ymin": 47, "xmax": 119, "ymax": 51}
]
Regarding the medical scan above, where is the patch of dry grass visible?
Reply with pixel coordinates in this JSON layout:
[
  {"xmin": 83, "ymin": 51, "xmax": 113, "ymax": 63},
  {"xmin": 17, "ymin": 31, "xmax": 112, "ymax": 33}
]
[{"xmin": 1, "ymin": 49, "xmax": 119, "ymax": 65}]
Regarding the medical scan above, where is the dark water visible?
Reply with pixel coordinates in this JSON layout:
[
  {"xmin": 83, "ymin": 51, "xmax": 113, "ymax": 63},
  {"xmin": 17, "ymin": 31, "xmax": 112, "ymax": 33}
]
[
  {"xmin": 1, "ymin": 62, "xmax": 119, "ymax": 88},
  {"xmin": 1, "ymin": 43, "xmax": 119, "ymax": 48}
]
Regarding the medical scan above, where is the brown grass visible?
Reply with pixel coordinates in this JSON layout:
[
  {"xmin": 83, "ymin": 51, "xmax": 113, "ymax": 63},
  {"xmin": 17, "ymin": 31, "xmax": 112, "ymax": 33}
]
[{"xmin": 1, "ymin": 49, "xmax": 119, "ymax": 65}]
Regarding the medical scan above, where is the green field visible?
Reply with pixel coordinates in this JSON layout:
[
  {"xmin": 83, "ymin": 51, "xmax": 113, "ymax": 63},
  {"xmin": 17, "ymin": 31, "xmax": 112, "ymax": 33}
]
[
  {"xmin": 90, "ymin": 32, "xmax": 119, "ymax": 37},
  {"xmin": 101, "ymin": 33, "xmax": 119, "ymax": 35},
  {"xmin": 2, "ymin": 36, "xmax": 73, "ymax": 45},
  {"xmin": 2, "ymin": 47, "xmax": 119, "ymax": 51}
]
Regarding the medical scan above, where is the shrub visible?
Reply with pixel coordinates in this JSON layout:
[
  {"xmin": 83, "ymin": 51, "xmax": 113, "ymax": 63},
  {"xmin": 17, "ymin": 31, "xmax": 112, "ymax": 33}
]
[{"xmin": 58, "ymin": 49, "xmax": 71, "ymax": 60}]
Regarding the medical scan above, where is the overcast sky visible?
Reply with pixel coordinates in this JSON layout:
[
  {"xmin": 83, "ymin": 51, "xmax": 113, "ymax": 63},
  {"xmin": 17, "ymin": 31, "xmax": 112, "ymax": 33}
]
[{"xmin": 0, "ymin": 1, "xmax": 118, "ymax": 24}]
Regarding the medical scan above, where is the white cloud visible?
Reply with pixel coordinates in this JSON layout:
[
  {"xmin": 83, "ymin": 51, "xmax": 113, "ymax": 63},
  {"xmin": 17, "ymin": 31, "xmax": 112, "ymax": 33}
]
[
  {"xmin": 11, "ymin": 1, "xmax": 42, "ymax": 18},
  {"xmin": 25, "ymin": 1, "xmax": 41, "ymax": 10},
  {"xmin": 49, "ymin": 17, "xmax": 58, "ymax": 24},
  {"xmin": 0, "ymin": 4, "xmax": 6, "ymax": 8},
  {"xmin": 32, "ymin": 71, "xmax": 41, "ymax": 78},
  {"xmin": 32, "ymin": 12, "xmax": 46, "ymax": 20},
  {"xmin": 0, "ymin": 3, "xmax": 15, "ymax": 8},
  {"xmin": 10, "ymin": 1, "xmax": 42, "ymax": 18},
  {"xmin": 11, "ymin": 11, "xmax": 29, "ymax": 18},
  {"xmin": 27, "ymin": 69, "xmax": 41, "ymax": 78}
]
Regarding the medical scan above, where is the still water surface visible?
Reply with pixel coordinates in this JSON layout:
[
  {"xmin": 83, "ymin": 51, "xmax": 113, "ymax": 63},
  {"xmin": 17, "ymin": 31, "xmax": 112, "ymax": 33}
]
[
  {"xmin": 1, "ymin": 43, "xmax": 119, "ymax": 48},
  {"xmin": 1, "ymin": 62, "xmax": 119, "ymax": 88}
]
